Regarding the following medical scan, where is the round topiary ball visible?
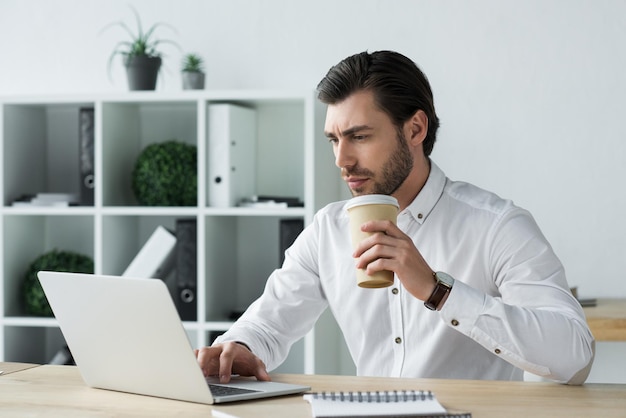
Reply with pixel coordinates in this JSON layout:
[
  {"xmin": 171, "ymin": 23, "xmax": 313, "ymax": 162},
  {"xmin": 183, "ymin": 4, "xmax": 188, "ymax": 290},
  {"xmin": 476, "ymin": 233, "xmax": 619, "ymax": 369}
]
[
  {"xmin": 132, "ymin": 140, "xmax": 197, "ymax": 206},
  {"xmin": 22, "ymin": 249, "xmax": 94, "ymax": 317}
]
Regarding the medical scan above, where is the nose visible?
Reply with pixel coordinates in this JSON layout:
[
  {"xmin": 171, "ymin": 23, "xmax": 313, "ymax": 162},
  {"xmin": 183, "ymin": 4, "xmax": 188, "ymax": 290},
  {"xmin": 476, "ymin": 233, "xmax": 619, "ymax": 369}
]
[{"xmin": 334, "ymin": 139, "xmax": 355, "ymax": 169}]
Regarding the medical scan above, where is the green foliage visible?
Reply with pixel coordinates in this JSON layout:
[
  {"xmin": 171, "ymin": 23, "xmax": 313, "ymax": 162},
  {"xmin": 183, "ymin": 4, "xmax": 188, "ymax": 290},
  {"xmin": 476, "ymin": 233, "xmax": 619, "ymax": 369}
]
[
  {"xmin": 182, "ymin": 53, "xmax": 204, "ymax": 73},
  {"xmin": 132, "ymin": 140, "xmax": 197, "ymax": 206},
  {"xmin": 22, "ymin": 250, "xmax": 94, "ymax": 317},
  {"xmin": 100, "ymin": 5, "xmax": 180, "ymax": 77}
]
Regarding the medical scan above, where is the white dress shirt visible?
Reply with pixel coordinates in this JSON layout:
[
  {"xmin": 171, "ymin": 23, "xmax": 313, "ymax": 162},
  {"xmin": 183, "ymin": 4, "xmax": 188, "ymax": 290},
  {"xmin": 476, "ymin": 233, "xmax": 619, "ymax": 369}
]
[{"xmin": 215, "ymin": 161, "xmax": 595, "ymax": 384}]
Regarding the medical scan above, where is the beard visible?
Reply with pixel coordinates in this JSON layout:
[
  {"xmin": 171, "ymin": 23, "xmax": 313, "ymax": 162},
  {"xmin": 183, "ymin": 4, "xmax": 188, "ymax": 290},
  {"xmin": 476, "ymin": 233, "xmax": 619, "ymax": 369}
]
[{"xmin": 345, "ymin": 129, "xmax": 414, "ymax": 196}]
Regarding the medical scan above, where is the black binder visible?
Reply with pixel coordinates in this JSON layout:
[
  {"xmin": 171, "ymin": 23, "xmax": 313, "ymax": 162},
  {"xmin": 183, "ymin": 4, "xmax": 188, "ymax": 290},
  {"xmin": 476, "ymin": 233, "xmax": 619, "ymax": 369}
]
[
  {"xmin": 78, "ymin": 107, "xmax": 95, "ymax": 206},
  {"xmin": 279, "ymin": 219, "xmax": 304, "ymax": 266},
  {"xmin": 175, "ymin": 218, "xmax": 197, "ymax": 321}
]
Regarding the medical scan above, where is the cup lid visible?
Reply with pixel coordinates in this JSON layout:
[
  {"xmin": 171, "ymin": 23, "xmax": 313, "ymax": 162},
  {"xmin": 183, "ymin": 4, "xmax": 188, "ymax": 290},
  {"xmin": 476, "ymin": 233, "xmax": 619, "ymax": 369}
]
[{"xmin": 345, "ymin": 194, "xmax": 399, "ymax": 210}]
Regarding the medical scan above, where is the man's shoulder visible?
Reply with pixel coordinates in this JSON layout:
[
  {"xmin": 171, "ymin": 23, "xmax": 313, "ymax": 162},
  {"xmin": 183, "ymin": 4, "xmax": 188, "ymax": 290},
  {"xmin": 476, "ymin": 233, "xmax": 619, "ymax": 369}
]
[
  {"xmin": 428, "ymin": 161, "xmax": 520, "ymax": 217},
  {"xmin": 315, "ymin": 200, "xmax": 351, "ymax": 219},
  {"xmin": 443, "ymin": 178, "xmax": 519, "ymax": 216}
]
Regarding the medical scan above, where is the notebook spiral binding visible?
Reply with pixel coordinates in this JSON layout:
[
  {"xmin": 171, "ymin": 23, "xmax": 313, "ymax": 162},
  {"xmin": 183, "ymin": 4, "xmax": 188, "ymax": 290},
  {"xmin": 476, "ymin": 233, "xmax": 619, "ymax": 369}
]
[{"xmin": 311, "ymin": 390, "xmax": 435, "ymax": 403}]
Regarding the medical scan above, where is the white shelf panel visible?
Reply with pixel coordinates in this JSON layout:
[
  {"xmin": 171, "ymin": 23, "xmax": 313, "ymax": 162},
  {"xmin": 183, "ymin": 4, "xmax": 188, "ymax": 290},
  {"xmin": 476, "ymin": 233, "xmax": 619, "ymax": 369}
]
[
  {"xmin": 97, "ymin": 206, "xmax": 306, "ymax": 217},
  {"xmin": 99, "ymin": 207, "xmax": 201, "ymax": 216},
  {"xmin": 1, "ymin": 317, "xmax": 236, "ymax": 332},
  {"xmin": 2, "ymin": 317, "xmax": 58, "ymax": 327},
  {"xmin": 202, "ymin": 207, "xmax": 307, "ymax": 217},
  {"xmin": 202, "ymin": 321, "xmax": 236, "ymax": 331},
  {"xmin": 1, "ymin": 207, "xmax": 96, "ymax": 216},
  {"xmin": 0, "ymin": 89, "xmax": 312, "ymax": 106}
]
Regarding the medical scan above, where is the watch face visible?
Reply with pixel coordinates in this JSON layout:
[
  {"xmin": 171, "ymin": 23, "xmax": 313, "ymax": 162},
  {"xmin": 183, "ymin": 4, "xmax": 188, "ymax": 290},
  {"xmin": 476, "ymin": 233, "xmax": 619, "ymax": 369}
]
[{"xmin": 435, "ymin": 272, "xmax": 454, "ymax": 287}]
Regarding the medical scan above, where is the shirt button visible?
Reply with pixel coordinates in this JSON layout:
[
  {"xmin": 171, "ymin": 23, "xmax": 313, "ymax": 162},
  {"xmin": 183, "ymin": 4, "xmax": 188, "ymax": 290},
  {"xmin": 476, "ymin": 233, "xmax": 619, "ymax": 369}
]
[
  {"xmin": 392, "ymin": 288, "xmax": 399, "ymax": 295},
  {"xmin": 494, "ymin": 348, "xmax": 501, "ymax": 354},
  {"xmin": 395, "ymin": 337, "xmax": 402, "ymax": 344},
  {"xmin": 417, "ymin": 213, "xmax": 423, "ymax": 219},
  {"xmin": 451, "ymin": 319, "xmax": 459, "ymax": 326}
]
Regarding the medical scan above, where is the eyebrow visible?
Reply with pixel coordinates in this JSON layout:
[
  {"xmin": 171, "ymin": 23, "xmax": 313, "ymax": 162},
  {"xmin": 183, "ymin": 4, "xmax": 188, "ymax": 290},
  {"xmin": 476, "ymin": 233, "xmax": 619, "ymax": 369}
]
[{"xmin": 324, "ymin": 124, "xmax": 373, "ymax": 139}]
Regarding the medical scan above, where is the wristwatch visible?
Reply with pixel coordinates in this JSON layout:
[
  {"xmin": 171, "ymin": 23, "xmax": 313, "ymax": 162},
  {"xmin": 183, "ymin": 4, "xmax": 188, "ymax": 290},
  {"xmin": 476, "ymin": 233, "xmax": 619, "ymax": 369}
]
[{"xmin": 424, "ymin": 271, "xmax": 455, "ymax": 311}]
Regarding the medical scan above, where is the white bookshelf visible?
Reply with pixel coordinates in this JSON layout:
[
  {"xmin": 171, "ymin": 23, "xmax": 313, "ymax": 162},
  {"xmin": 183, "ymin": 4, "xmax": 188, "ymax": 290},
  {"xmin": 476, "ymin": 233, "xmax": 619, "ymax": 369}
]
[{"xmin": 0, "ymin": 90, "xmax": 350, "ymax": 374}]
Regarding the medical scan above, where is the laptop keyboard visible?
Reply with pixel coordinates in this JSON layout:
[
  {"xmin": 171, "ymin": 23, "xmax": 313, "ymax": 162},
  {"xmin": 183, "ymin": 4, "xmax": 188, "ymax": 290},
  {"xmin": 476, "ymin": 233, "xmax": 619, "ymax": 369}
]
[{"xmin": 208, "ymin": 383, "xmax": 261, "ymax": 396}]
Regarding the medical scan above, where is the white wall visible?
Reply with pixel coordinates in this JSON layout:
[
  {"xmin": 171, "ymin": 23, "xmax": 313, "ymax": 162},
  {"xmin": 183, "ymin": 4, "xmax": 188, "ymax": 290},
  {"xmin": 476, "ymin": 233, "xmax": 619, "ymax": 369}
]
[
  {"xmin": 1, "ymin": 0, "xmax": 625, "ymax": 379},
  {"xmin": 2, "ymin": 0, "xmax": 624, "ymax": 298}
]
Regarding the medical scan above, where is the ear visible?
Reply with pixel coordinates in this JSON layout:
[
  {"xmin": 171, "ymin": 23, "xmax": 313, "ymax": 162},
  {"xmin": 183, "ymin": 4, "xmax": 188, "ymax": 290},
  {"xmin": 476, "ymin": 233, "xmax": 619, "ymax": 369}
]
[{"xmin": 405, "ymin": 109, "xmax": 428, "ymax": 146}]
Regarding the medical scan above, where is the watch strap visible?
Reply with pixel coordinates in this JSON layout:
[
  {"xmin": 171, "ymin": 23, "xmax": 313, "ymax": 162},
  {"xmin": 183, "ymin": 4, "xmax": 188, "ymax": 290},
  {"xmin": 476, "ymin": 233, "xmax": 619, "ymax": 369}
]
[{"xmin": 424, "ymin": 272, "xmax": 453, "ymax": 311}]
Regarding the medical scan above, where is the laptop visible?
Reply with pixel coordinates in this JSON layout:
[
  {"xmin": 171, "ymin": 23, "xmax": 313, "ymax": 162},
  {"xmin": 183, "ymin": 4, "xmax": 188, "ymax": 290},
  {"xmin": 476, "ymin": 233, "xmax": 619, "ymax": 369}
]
[{"xmin": 37, "ymin": 271, "xmax": 310, "ymax": 404}]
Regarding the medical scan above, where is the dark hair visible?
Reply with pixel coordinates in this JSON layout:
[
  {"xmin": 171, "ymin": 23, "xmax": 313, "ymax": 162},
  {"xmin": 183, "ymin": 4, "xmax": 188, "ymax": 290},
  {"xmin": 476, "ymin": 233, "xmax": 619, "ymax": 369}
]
[{"xmin": 317, "ymin": 50, "xmax": 440, "ymax": 156}]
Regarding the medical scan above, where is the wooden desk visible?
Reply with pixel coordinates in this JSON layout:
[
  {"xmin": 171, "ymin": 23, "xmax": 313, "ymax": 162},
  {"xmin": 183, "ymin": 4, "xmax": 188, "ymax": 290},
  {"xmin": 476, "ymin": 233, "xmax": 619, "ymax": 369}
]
[
  {"xmin": 584, "ymin": 298, "xmax": 626, "ymax": 341},
  {"xmin": 0, "ymin": 361, "xmax": 38, "ymax": 375},
  {"xmin": 1, "ymin": 364, "xmax": 626, "ymax": 417}
]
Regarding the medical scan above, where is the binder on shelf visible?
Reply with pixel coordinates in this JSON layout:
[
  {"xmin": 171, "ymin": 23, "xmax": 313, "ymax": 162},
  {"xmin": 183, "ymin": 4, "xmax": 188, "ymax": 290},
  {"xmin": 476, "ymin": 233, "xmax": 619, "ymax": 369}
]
[
  {"xmin": 122, "ymin": 226, "xmax": 177, "ymax": 279},
  {"xmin": 207, "ymin": 104, "xmax": 257, "ymax": 208},
  {"xmin": 175, "ymin": 218, "xmax": 197, "ymax": 321},
  {"xmin": 49, "ymin": 345, "xmax": 75, "ymax": 366},
  {"xmin": 79, "ymin": 107, "xmax": 95, "ymax": 206},
  {"xmin": 240, "ymin": 195, "xmax": 304, "ymax": 208},
  {"xmin": 279, "ymin": 218, "xmax": 304, "ymax": 266}
]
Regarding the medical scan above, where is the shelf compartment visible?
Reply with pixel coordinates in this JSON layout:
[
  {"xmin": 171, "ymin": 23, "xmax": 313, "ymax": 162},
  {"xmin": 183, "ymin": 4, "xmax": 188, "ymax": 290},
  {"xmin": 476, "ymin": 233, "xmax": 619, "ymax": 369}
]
[
  {"xmin": 101, "ymin": 100, "xmax": 198, "ymax": 207},
  {"xmin": 205, "ymin": 99, "xmax": 305, "ymax": 208},
  {"xmin": 2, "ymin": 102, "xmax": 95, "ymax": 207},
  {"xmin": 101, "ymin": 214, "xmax": 186, "ymax": 277},
  {"xmin": 2, "ymin": 214, "xmax": 94, "ymax": 317},
  {"xmin": 3, "ymin": 325, "xmax": 68, "ymax": 364},
  {"xmin": 203, "ymin": 215, "xmax": 303, "ymax": 322}
]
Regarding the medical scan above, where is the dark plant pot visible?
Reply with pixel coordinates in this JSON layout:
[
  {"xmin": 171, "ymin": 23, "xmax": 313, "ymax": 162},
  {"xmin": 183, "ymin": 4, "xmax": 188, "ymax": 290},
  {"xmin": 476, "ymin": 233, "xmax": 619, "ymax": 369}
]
[
  {"xmin": 124, "ymin": 55, "xmax": 162, "ymax": 91},
  {"xmin": 182, "ymin": 71, "xmax": 205, "ymax": 90}
]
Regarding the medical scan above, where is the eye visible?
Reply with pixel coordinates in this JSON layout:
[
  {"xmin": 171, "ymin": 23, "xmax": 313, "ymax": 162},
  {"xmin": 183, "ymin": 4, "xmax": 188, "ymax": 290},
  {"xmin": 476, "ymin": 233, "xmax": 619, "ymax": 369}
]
[{"xmin": 327, "ymin": 137, "xmax": 338, "ymax": 145}]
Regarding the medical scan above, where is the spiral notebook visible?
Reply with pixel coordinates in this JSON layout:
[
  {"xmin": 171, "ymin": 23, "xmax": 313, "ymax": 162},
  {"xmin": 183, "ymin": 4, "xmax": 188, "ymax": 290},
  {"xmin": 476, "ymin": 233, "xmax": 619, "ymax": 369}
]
[{"xmin": 303, "ymin": 390, "xmax": 471, "ymax": 418}]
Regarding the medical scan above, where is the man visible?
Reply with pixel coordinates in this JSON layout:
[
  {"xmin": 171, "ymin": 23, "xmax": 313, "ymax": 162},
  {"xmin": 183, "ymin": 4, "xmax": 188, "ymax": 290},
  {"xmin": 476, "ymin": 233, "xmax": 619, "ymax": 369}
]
[{"xmin": 196, "ymin": 50, "xmax": 595, "ymax": 385}]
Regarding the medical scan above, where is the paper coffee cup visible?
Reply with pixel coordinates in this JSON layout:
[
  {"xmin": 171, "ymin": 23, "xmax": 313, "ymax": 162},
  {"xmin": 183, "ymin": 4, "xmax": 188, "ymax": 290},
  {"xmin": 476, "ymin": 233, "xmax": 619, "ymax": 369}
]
[{"xmin": 346, "ymin": 194, "xmax": 399, "ymax": 288}]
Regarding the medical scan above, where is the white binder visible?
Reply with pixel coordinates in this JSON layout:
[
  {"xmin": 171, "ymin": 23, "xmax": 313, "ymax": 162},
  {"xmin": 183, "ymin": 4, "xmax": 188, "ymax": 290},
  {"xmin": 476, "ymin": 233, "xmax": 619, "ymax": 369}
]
[
  {"xmin": 207, "ymin": 104, "xmax": 257, "ymax": 207},
  {"xmin": 122, "ymin": 226, "xmax": 177, "ymax": 279}
]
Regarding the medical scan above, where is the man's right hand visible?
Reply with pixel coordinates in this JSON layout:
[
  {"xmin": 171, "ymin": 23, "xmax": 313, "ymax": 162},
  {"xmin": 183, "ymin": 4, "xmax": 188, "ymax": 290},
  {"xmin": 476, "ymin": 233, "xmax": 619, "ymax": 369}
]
[{"xmin": 195, "ymin": 341, "xmax": 270, "ymax": 383}]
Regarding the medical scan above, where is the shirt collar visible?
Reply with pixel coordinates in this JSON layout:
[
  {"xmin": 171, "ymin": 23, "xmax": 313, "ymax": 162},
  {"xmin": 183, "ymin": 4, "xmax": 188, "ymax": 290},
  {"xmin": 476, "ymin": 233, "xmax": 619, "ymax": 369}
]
[{"xmin": 403, "ymin": 160, "xmax": 446, "ymax": 224}]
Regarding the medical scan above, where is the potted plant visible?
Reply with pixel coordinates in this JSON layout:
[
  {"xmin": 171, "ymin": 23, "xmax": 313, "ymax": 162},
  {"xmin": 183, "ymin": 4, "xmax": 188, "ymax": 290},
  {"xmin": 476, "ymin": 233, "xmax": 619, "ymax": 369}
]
[
  {"xmin": 131, "ymin": 140, "xmax": 197, "ymax": 206},
  {"xmin": 22, "ymin": 250, "xmax": 94, "ymax": 316},
  {"xmin": 181, "ymin": 53, "xmax": 205, "ymax": 90},
  {"xmin": 101, "ymin": 6, "xmax": 179, "ymax": 90}
]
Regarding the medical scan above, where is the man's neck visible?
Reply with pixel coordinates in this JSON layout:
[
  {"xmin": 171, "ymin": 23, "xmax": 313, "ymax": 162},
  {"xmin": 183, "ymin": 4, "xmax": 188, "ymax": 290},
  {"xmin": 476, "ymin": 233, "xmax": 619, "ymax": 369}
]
[{"xmin": 393, "ymin": 157, "xmax": 431, "ymax": 211}]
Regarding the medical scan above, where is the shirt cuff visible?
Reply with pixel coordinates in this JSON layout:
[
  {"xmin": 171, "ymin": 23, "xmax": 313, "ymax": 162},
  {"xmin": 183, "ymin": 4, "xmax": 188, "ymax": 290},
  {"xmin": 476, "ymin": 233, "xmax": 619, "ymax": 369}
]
[{"xmin": 438, "ymin": 279, "xmax": 485, "ymax": 334}]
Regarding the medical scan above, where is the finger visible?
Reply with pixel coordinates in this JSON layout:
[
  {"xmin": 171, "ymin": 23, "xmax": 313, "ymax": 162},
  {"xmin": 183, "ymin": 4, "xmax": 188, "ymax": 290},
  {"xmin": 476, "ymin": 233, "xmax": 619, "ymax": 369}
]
[
  {"xmin": 352, "ymin": 231, "xmax": 391, "ymax": 259},
  {"xmin": 361, "ymin": 219, "xmax": 398, "ymax": 235},
  {"xmin": 363, "ymin": 256, "xmax": 393, "ymax": 275},
  {"xmin": 357, "ymin": 247, "xmax": 393, "ymax": 273},
  {"xmin": 218, "ymin": 345, "xmax": 237, "ymax": 383},
  {"xmin": 196, "ymin": 346, "xmax": 220, "ymax": 377},
  {"xmin": 254, "ymin": 360, "xmax": 271, "ymax": 381},
  {"xmin": 354, "ymin": 233, "xmax": 395, "ymax": 266}
]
